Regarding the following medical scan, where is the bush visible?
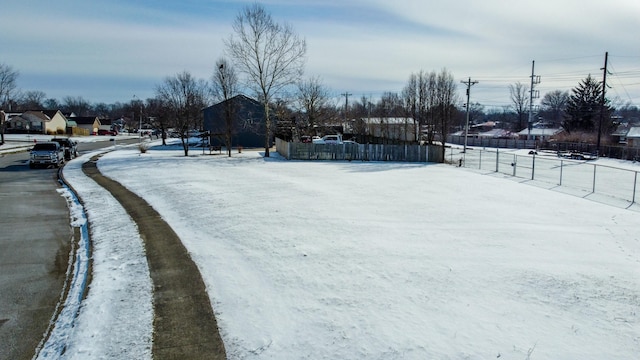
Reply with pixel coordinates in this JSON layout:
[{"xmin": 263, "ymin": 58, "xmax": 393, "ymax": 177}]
[{"xmin": 138, "ymin": 142, "xmax": 149, "ymax": 153}]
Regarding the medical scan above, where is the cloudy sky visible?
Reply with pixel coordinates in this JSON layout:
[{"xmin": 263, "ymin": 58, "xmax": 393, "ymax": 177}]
[{"xmin": 1, "ymin": 0, "xmax": 639, "ymax": 109}]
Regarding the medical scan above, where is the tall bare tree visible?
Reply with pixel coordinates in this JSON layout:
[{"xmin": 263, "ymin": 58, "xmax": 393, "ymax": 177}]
[
  {"xmin": 18, "ymin": 90, "xmax": 47, "ymax": 110},
  {"xmin": 226, "ymin": 3, "xmax": 306, "ymax": 157},
  {"xmin": 0, "ymin": 63, "xmax": 19, "ymax": 144},
  {"xmin": 509, "ymin": 82, "xmax": 530, "ymax": 131},
  {"xmin": 434, "ymin": 68, "xmax": 458, "ymax": 158},
  {"xmin": 296, "ymin": 76, "xmax": 330, "ymax": 137},
  {"xmin": 146, "ymin": 97, "xmax": 171, "ymax": 145},
  {"xmin": 155, "ymin": 71, "xmax": 209, "ymax": 156},
  {"xmin": 402, "ymin": 70, "xmax": 427, "ymax": 141},
  {"xmin": 540, "ymin": 89, "xmax": 569, "ymax": 127},
  {"xmin": 403, "ymin": 69, "xmax": 456, "ymax": 148},
  {"xmin": 212, "ymin": 58, "xmax": 239, "ymax": 156},
  {"xmin": 62, "ymin": 96, "xmax": 92, "ymax": 116},
  {"xmin": 375, "ymin": 92, "xmax": 403, "ymax": 142}
]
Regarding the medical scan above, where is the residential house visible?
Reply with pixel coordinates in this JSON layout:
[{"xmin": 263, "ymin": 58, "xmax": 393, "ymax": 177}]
[
  {"xmin": 70, "ymin": 116, "xmax": 101, "ymax": 135},
  {"xmin": 517, "ymin": 127, "xmax": 563, "ymax": 141},
  {"xmin": 625, "ymin": 127, "xmax": 640, "ymax": 148},
  {"xmin": 477, "ymin": 128, "xmax": 518, "ymax": 139},
  {"xmin": 98, "ymin": 118, "xmax": 116, "ymax": 133},
  {"xmin": 203, "ymin": 95, "xmax": 267, "ymax": 148},
  {"xmin": 5, "ymin": 110, "xmax": 68, "ymax": 135}
]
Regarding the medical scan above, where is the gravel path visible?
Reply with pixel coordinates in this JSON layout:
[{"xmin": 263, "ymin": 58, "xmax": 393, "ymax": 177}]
[{"xmin": 82, "ymin": 155, "xmax": 226, "ymax": 359}]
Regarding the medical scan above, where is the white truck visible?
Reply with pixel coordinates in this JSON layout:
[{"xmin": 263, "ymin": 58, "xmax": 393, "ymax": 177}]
[
  {"xmin": 312, "ymin": 134, "xmax": 343, "ymax": 144},
  {"xmin": 29, "ymin": 142, "xmax": 65, "ymax": 168}
]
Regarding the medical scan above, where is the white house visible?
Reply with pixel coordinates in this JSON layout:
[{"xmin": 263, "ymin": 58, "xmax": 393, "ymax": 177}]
[{"xmin": 517, "ymin": 127, "xmax": 563, "ymax": 141}]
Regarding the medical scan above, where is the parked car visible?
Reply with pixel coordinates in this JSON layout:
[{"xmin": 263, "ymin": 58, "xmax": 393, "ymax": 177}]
[
  {"xmin": 51, "ymin": 137, "xmax": 78, "ymax": 160},
  {"xmin": 29, "ymin": 142, "xmax": 65, "ymax": 168},
  {"xmin": 312, "ymin": 134, "xmax": 343, "ymax": 144}
]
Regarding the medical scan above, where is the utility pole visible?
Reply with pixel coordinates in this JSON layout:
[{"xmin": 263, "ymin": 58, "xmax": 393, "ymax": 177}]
[
  {"xmin": 461, "ymin": 77, "xmax": 478, "ymax": 164},
  {"xmin": 341, "ymin": 92, "xmax": 352, "ymax": 135},
  {"xmin": 527, "ymin": 60, "xmax": 541, "ymax": 141},
  {"xmin": 133, "ymin": 94, "xmax": 142, "ymax": 142},
  {"xmin": 597, "ymin": 51, "xmax": 608, "ymax": 157}
]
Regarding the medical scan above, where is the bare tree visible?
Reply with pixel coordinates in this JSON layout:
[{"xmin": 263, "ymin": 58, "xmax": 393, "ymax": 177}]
[
  {"xmin": 226, "ymin": 3, "xmax": 306, "ymax": 157},
  {"xmin": 0, "ymin": 63, "xmax": 19, "ymax": 143},
  {"xmin": 146, "ymin": 97, "xmax": 172, "ymax": 145},
  {"xmin": 44, "ymin": 98, "xmax": 61, "ymax": 110},
  {"xmin": 509, "ymin": 82, "xmax": 530, "ymax": 131},
  {"xmin": 0, "ymin": 110, "xmax": 4, "ymax": 145},
  {"xmin": 0, "ymin": 63, "xmax": 19, "ymax": 108},
  {"xmin": 434, "ymin": 68, "xmax": 459, "ymax": 158},
  {"xmin": 62, "ymin": 96, "xmax": 92, "ymax": 116},
  {"xmin": 375, "ymin": 92, "xmax": 403, "ymax": 142},
  {"xmin": 155, "ymin": 71, "xmax": 209, "ymax": 156},
  {"xmin": 19, "ymin": 90, "xmax": 47, "ymax": 110},
  {"xmin": 404, "ymin": 70, "xmax": 454, "ymax": 146},
  {"xmin": 296, "ymin": 76, "xmax": 331, "ymax": 137},
  {"xmin": 402, "ymin": 72, "xmax": 421, "ymax": 141},
  {"xmin": 540, "ymin": 89, "xmax": 569, "ymax": 127},
  {"xmin": 92, "ymin": 102, "xmax": 111, "ymax": 118},
  {"xmin": 212, "ymin": 58, "xmax": 239, "ymax": 156}
]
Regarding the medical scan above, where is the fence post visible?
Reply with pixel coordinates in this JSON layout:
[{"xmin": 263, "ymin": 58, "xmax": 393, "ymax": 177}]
[
  {"xmin": 512, "ymin": 154, "xmax": 517, "ymax": 177},
  {"xmin": 559, "ymin": 160, "xmax": 563, "ymax": 186},
  {"xmin": 633, "ymin": 171, "xmax": 638, "ymax": 204},
  {"xmin": 592, "ymin": 164, "xmax": 597, "ymax": 193},
  {"xmin": 531, "ymin": 153, "xmax": 535, "ymax": 180},
  {"xmin": 495, "ymin": 148, "xmax": 499, "ymax": 172}
]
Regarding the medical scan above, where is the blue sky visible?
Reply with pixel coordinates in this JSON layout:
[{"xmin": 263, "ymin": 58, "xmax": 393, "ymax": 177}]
[{"xmin": 1, "ymin": 0, "xmax": 639, "ymax": 109}]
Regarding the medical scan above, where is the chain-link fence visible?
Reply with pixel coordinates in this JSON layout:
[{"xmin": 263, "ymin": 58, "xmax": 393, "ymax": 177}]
[{"xmin": 446, "ymin": 146, "xmax": 639, "ymax": 205}]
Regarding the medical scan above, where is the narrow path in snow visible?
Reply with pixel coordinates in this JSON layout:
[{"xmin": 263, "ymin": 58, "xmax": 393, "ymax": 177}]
[{"xmin": 81, "ymin": 155, "xmax": 226, "ymax": 359}]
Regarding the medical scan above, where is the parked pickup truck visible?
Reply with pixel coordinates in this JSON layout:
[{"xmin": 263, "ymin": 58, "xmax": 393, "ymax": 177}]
[
  {"xmin": 51, "ymin": 137, "xmax": 78, "ymax": 160},
  {"xmin": 312, "ymin": 134, "xmax": 343, "ymax": 144},
  {"xmin": 29, "ymin": 142, "xmax": 65, "ymax": 168}
]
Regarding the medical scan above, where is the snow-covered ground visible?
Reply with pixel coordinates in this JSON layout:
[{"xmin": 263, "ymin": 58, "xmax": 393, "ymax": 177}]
[{"xmin": 37, "ymin": 140, "xmax": 640, "ymax": 359}]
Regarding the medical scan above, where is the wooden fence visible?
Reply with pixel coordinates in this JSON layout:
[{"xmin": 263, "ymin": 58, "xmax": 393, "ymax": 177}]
[{"xmin": 276, "ymin": 138, "xmax": 443, "ymax": 163}]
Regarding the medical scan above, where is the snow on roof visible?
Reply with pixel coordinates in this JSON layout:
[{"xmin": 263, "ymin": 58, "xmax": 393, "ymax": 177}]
[
  {"xmin": 517, "ymin": 127, "xmax": 563, "ymax": 136},
  {"xmin": 357, "ymin": 117, "xmax": 414, "ymax": 125},
  {"xmin": 626, "ymin": 127, "xmax": 640, "ymax": 138}
]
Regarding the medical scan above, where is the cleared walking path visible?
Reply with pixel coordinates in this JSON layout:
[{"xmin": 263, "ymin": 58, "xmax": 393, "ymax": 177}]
[{"xmin": 82, "ymin": 155, "xmax": 226, "ymax": 359}]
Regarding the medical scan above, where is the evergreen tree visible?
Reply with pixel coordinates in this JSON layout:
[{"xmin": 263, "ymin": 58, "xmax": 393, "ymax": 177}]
[{"xmin": 563, "ymin": 75, "xmax": 613, "ymax": 133}]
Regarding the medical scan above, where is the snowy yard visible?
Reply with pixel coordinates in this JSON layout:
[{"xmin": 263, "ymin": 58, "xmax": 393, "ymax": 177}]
[{"xmin": 48, "ymin": 141, "xmax": 640, "ymax": 359}]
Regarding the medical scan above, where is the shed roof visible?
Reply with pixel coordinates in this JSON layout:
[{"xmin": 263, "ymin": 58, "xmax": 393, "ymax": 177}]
[
  {"xmin": 627, "ymin": 127, "xmax": 640, "ymax": 138},
  {"xmin": 517, "ymin": 128, "xmax": 563, "ymax": 136}
]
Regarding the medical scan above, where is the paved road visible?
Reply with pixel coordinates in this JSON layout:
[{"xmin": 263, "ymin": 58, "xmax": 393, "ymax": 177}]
[
  {"xmin": 0, "ymin": 138, "xmax": 140, "ymax": 360},
  {"xmin": 0, "ymin": 151, "xmax": 69, "ymax": 360}
]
